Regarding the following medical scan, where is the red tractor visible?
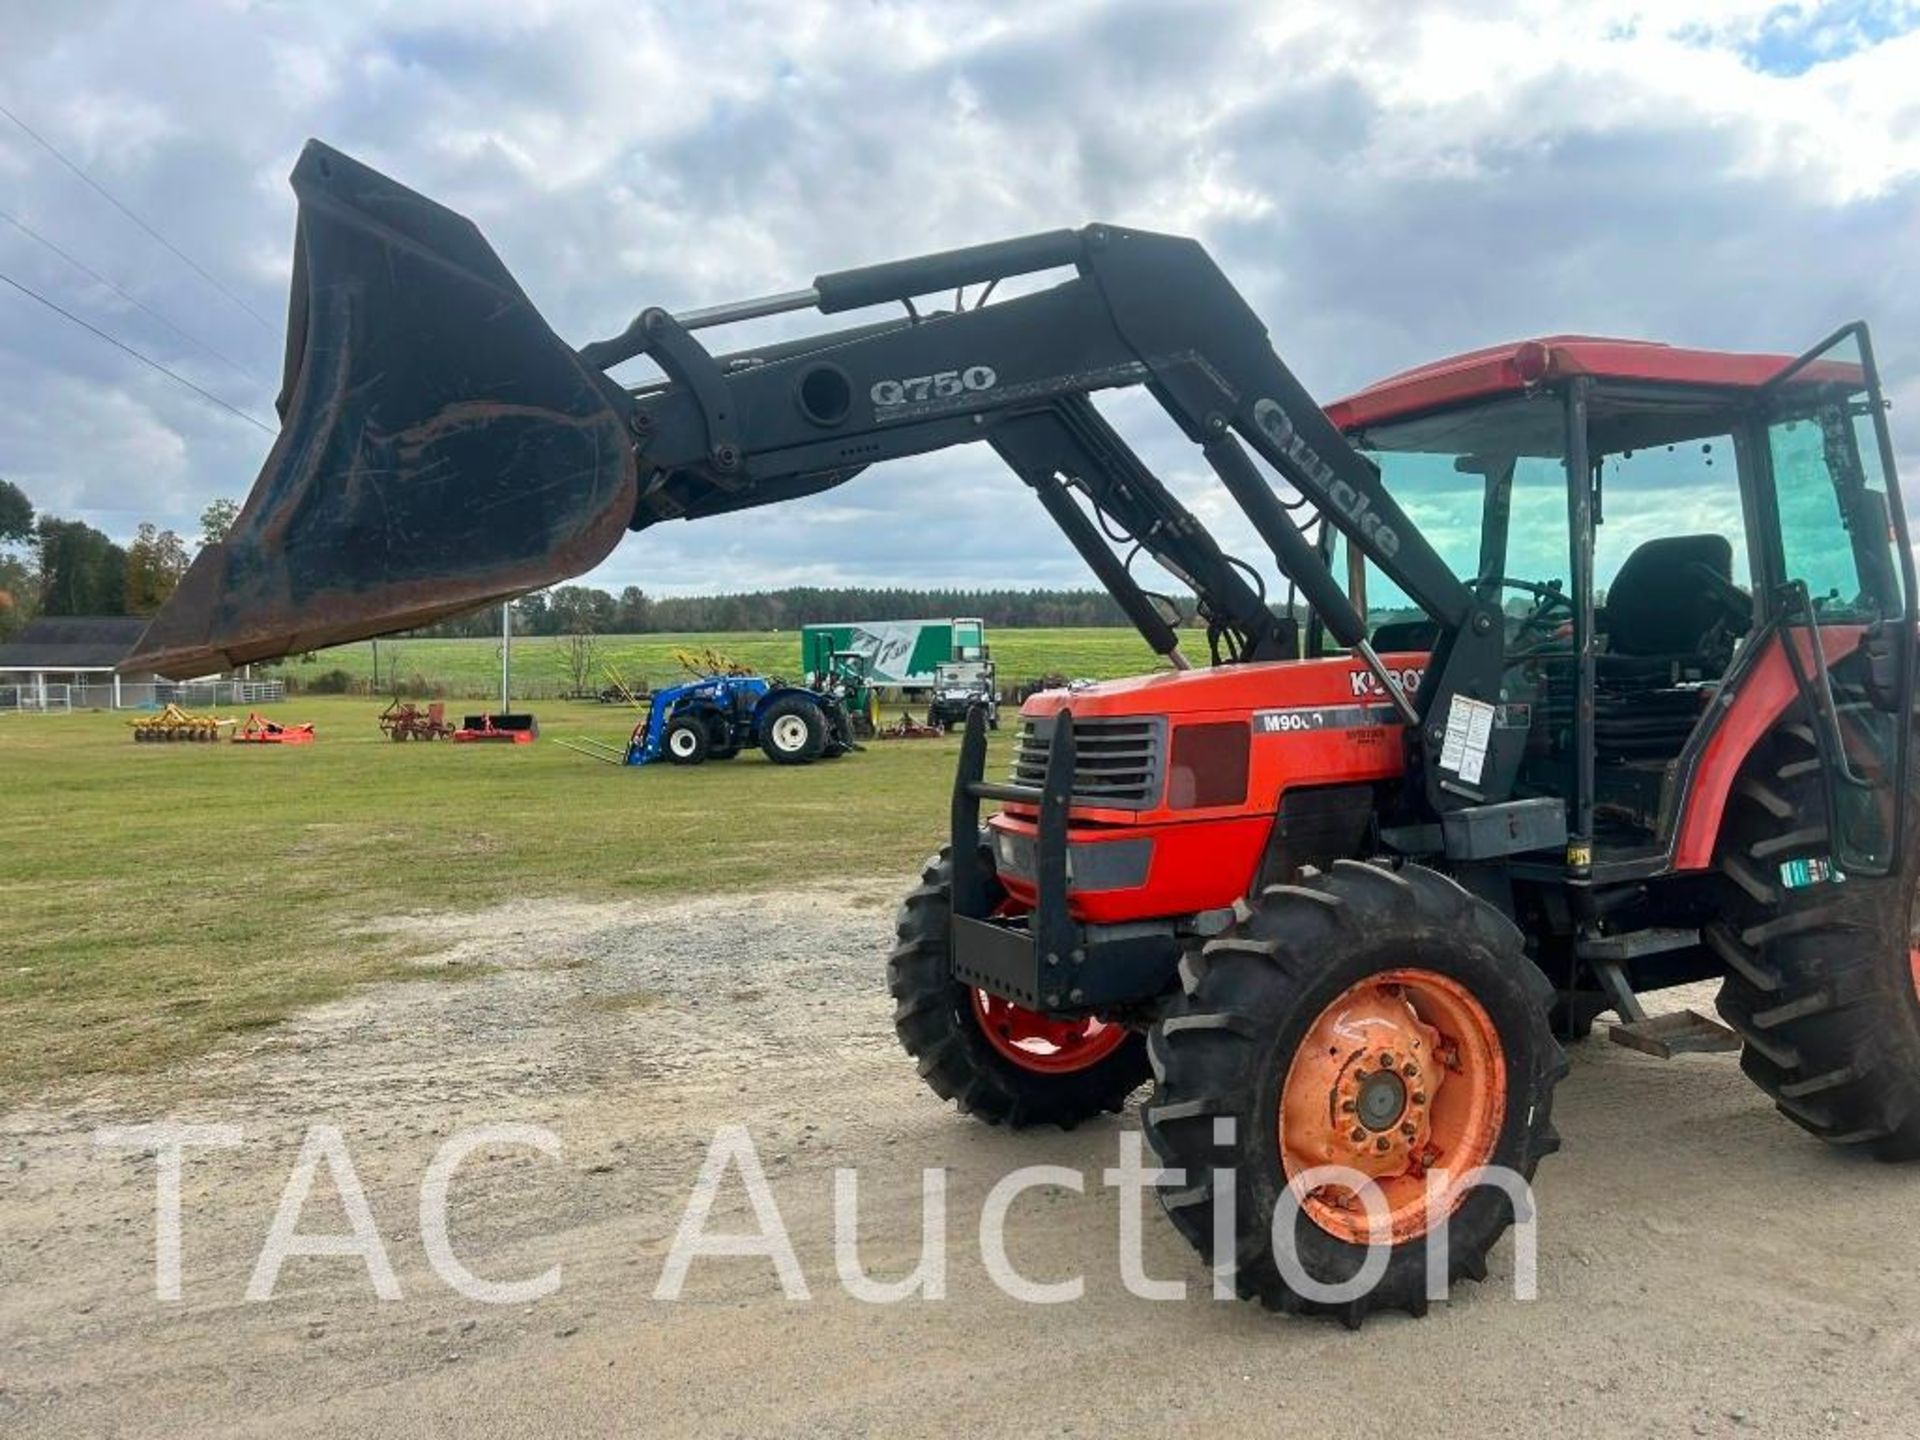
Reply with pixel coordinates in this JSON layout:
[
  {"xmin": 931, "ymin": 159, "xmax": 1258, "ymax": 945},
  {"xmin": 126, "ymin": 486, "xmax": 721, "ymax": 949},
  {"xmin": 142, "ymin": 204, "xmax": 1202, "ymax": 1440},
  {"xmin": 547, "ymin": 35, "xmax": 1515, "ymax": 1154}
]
[{"xmin": 127, "ymin": 143, "xmax": 1918, "ymax": 1325}]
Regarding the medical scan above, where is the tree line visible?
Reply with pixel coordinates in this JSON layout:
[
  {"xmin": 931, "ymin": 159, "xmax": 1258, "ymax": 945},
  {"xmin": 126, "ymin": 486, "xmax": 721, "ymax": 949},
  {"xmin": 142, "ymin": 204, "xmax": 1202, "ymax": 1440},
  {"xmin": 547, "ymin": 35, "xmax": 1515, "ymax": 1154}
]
[
  {"xmin": 0, "ymin": 477, "xmax": 1149, "ymax": 648},
  {"xmin": 0, "ymin": 478, "xmax": 236, "ymax": 640},
  {"xmin": 402, "ymin": 584, "xmax": 1143, "ymax": 638}
]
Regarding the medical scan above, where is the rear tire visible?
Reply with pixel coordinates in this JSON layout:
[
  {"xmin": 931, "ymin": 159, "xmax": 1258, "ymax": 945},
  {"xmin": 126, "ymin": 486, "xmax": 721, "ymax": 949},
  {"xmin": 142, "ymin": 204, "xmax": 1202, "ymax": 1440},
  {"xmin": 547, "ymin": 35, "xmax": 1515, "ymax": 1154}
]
[
  {"xmin": 889, "ymin": 846, "xmax": 1150, "ymax": 1128},
  {"xmin": 820, "ymin": 699, "xmax": 854, "ymax": 758},
  {"xmin": 759, "ymin": 696, "xmax": 825, "ymax": 765},
  {"xmin": 1712, "ymin": 722, "xmax": 1920, "ymax": 1160},
  {"xmin": 663, "ymin": 714, "xmax": 709, "ymax": 765},
  {"xmin": 1142, "ymin": 860, "xmax": 1566, "ymax": 1325}
]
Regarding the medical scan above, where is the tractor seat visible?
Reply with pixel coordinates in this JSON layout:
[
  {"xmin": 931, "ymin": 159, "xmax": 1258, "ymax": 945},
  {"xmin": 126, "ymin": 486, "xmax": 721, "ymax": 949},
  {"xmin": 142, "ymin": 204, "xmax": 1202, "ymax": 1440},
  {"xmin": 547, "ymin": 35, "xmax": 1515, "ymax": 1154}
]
[
  {"xmin": 1371, "ymin": 619, "xmax": 1438, "ymax": 653},
  {"xmin": 1592, "ymin": 534, "xmax": 1745, "ymax": 760},
  {"xmin": 1598, "ymin": 534, "xmax": 1746, "ymax": 676}
]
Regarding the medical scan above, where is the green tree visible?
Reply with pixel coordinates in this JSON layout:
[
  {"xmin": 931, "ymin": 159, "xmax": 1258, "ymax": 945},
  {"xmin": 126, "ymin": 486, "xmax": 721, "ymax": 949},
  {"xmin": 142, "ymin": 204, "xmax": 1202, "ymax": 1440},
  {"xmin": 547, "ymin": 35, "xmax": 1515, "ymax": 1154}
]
[
  {"xmin": 546, "ymin": 585, "xmax": 616, "ymax": 635},
  {"xmin": 614, "ymin": 585, "xmax": 652, "ymax": 632},
  {"xmin": 0, "ymin": 477, "xmax": 32, "ymax": 545},
  {"xmin": 35, "ymin": 516, "xmax": 126, "ymax": 615},
  {"xmin": 124, "ymin": 522, "xmax": 192, "ymax": 614},
  {"xmin": 0, "ymin": 553, "xmax": 35, "ymax": 640},
  {"xmin": 515, "ymin": 590, "xmax": 549, "ymax": 635},
  {"xmin": 198, "ymin": 496, "xmax": 241, "ymax": 548}
]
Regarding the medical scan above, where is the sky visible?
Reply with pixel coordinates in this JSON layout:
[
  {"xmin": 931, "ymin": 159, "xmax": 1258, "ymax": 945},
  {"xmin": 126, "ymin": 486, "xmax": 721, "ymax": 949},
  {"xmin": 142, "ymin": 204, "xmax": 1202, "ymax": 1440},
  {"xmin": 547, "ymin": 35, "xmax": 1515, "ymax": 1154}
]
[{"xmin": 1, "ymin": 0, "xmax": 1917, "ymax": 605}]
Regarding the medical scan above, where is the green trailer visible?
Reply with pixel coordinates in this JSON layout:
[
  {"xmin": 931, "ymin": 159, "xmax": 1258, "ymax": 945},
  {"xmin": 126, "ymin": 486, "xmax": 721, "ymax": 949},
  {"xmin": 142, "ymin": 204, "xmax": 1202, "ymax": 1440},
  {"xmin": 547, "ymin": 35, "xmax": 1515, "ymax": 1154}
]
[{"xmin": 799, "ymin": 618, "xmax": 988, "ymax": 691}]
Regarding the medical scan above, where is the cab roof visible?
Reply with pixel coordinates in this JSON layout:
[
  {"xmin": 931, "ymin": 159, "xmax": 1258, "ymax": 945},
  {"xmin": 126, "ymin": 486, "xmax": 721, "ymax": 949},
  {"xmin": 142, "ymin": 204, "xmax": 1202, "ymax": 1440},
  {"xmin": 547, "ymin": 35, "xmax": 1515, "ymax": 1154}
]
[{"xmin": 1324, "ymin": 336, "xmax": 1798, "ymax": 433}]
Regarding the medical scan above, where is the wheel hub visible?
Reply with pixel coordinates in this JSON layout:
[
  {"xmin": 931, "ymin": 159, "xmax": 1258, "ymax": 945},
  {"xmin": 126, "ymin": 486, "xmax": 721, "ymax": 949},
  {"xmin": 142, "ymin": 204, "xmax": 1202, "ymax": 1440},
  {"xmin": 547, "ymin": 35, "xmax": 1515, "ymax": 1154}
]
[
  {"xmin": 1355, "ymin": 1068, "xmax": 1409, "ymax": 1132},
  {"xmin": 1279, "ymin": 969, "xmax": 1507, "ymax": 1245},
  {"xmin": 1282, "ymin": 985, "xmax": 1439, "ymax": 1182}
]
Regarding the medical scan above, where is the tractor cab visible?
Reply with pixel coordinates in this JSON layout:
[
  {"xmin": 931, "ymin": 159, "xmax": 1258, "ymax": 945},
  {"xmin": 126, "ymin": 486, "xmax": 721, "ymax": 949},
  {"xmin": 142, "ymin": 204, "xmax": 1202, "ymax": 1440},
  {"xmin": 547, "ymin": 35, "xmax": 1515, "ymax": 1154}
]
[{"xmin": 1325, "ymin": 327, "xmax": 1914, "ymax": 875}]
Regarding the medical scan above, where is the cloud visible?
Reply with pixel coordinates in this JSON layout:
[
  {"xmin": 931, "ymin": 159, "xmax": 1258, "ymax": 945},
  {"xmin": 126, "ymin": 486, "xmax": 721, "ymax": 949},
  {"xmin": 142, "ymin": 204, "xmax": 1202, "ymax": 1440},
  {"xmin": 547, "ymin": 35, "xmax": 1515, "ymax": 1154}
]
[{"xmin": 0, "ymin": 0, "xmax": 1915, "ymax": 604}]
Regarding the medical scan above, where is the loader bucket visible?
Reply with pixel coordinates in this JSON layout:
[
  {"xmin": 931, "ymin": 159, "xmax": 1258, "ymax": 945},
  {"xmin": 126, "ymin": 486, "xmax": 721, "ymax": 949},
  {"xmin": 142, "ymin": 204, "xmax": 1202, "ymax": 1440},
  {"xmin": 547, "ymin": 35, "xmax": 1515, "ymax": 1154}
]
[{"xmin": 126, "ymin": 141, "xmax": 637, "ymax": 678}]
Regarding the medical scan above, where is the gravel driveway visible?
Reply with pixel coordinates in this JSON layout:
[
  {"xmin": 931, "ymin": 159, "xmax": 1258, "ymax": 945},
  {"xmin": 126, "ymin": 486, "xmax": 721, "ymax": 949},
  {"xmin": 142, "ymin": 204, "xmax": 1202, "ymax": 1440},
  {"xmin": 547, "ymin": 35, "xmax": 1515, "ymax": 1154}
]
[{"xmin": 3, "ymin": 880, "xmax": 1916, "ymax": 1437}]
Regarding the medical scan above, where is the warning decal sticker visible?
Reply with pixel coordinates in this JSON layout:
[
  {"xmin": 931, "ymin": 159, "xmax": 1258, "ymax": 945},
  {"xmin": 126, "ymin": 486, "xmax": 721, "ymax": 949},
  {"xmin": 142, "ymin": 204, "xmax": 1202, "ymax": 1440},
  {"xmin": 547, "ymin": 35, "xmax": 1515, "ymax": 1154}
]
[{"xmin": 1439, "ymin": 695, "xmax": 1497, "ymax": 786}]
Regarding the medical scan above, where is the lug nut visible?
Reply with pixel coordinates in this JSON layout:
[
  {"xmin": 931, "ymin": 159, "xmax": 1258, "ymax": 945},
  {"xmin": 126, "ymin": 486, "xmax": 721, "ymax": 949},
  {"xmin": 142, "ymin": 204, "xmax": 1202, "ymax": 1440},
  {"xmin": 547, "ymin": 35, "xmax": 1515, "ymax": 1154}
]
[{"xmin": 1375, "ymin": 1137, "xmax": 1392, "ymax": 1153}]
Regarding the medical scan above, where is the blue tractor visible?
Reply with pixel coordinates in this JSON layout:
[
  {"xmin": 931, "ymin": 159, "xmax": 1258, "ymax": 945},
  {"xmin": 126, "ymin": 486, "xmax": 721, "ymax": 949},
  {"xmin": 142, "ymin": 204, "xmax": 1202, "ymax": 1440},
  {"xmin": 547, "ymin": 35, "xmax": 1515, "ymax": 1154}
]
[{"xmin": 606, "ymin": 673, "xmax": 855, "ymax": 767}]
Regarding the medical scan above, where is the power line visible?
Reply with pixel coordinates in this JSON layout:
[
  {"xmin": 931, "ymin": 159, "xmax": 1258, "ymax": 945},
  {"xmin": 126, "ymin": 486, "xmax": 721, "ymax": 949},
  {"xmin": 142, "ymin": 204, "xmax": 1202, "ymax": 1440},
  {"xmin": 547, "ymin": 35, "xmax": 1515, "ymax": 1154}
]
[
  {"xmin": 0, "ymin": 205, "xmax": 263, "ymax": 382},
  {"xmin": 0, "ymin": 98, "xmax": 280, "ymax": 336},
  {"xmin": 0, "ymin": 265, "xmax": 275, "ymax": 434}
]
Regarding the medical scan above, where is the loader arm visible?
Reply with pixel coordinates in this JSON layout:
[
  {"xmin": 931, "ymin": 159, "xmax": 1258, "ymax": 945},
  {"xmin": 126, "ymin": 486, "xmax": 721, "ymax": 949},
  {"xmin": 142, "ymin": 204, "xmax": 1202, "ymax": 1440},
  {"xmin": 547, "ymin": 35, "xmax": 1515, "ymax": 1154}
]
[{"xmin": 128, "ymin": 140, "xmax": 1513, "ymax": 815}]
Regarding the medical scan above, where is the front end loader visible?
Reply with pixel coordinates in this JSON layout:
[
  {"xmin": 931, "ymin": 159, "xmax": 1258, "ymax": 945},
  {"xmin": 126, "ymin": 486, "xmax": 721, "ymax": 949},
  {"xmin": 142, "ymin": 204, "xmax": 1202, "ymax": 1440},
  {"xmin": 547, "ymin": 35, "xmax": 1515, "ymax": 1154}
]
[{"xmin": 128, "ymin": 142, "xmax": 1920, "ymax": 1325}]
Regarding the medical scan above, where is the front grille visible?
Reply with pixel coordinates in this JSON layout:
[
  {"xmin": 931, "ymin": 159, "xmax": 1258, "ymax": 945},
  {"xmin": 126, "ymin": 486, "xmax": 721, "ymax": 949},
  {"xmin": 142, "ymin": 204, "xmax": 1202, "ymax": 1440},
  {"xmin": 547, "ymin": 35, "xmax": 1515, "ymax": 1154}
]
[{"xmin": 1010, "ymin": 714, "xmax": 1165, "ymax": 809}]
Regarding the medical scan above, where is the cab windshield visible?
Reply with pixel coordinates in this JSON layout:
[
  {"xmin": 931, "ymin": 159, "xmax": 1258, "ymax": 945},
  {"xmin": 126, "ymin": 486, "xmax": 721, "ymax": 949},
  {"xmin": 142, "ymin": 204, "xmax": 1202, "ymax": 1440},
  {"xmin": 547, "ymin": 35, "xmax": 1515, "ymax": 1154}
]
[{"xmin": 1341, "ymin": 393, "xmax": 1570, "ymax": 653}]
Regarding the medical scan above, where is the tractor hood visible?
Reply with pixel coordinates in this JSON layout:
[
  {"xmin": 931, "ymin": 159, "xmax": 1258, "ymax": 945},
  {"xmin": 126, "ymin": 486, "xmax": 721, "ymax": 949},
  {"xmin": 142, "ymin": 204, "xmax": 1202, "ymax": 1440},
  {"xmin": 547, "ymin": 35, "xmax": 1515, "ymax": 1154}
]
[{"xmin": 1018, "ymin": 653, "xmax": 1431, "ymax": 722}]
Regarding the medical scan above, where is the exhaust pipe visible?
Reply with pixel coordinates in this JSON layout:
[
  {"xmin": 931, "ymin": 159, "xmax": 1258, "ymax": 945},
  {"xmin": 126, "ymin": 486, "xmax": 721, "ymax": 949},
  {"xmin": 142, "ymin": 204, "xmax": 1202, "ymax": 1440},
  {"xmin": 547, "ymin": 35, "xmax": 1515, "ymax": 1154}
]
[{"xmin": 126, "ymin": 141, "xmax": 639, "ymax": 678}]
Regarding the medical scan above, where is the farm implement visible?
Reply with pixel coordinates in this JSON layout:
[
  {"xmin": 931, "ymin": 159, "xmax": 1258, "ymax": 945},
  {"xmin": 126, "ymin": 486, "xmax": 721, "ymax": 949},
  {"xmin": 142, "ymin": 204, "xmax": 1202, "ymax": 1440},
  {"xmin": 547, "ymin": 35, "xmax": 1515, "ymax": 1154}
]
[
  {"xmin": 129, "ymin": 704, "xmax": 229, "ymax": 742},
  {"xmin": 452, "ymin": 713, "xmax": 538, "ymax": 744},
  {"xmin": 129, "ymin": 141, "xmax": 1919, "ymax": 1325},
  {"xmin": 232, "ymin": 711, "xmax": 315, "ymax": 744},
  {"xmin": 378, "ymin": 698, "xmax": 452, "ymax": 740},
  {"xmin": 873, "ymin": 709, "xmax": 945, "ymax": 740}
]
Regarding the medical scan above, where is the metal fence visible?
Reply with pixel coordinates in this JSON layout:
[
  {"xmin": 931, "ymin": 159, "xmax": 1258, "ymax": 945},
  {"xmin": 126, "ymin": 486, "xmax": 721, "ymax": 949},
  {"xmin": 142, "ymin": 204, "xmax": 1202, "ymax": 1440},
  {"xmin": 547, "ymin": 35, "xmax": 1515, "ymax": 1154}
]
[
  {"xmin": 0, "ymin": 679, "xmax": 284, "ymax": 712},
  {"xmin": 0, "ymin": 682, "xmax": 71, "ymax": 713}
]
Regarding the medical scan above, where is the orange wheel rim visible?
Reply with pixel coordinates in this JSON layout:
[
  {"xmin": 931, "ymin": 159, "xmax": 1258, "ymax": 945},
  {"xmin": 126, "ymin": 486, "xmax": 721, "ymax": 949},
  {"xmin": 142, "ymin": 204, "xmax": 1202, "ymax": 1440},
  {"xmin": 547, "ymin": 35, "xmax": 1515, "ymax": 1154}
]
[
  {"xmin": 1279, "ymin": 968, "xmax": 1507, "ymax": 1245},
  {"xmin": 971, "ymin": 990, "xmax": 1129, "ymax": 1074}
]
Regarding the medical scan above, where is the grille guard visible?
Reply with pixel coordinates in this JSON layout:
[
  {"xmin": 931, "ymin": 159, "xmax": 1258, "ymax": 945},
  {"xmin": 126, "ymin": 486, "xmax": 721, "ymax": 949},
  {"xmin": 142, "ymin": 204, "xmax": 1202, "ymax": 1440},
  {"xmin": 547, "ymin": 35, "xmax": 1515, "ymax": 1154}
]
[{"xmin": 949, "ymin": 704, "xmax": 1179, "ymax": 1011}]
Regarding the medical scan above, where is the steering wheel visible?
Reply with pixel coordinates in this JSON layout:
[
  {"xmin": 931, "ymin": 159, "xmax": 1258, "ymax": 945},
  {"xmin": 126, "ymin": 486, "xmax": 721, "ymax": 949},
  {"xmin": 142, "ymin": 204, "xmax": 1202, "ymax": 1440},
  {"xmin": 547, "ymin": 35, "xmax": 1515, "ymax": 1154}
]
[{"xmin": 1474, "ymin": 576, "xmax": 1572, "ymax": 642}]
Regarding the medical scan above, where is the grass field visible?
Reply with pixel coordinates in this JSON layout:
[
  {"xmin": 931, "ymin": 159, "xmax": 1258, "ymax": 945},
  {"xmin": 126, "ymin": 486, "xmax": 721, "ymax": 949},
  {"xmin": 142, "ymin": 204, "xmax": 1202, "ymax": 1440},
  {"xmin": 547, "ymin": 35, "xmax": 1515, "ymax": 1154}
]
[
  {"xmin": 304, "ymin": 626, "xmax": 1166, "ymax": 696},
  {"xmin": 0, "ymin": 697, "xmax": 998, "ymax": 1097}
]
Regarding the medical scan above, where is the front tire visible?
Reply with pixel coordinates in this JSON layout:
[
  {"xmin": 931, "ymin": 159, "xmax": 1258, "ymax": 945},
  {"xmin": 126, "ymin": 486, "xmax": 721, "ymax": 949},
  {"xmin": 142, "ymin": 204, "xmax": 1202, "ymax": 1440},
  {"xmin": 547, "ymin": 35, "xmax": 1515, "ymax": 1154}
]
[
  {"xmin": 1143, "ymin": 860, "xmax": 1566, "ymax": 1325},
  {"xmin": 889, "ymin": 846, "xmax": 1150, "ymax": 1128},
  {"xmin": 663, "ymin": 714, "xmax": 709, "ymax": 765}
]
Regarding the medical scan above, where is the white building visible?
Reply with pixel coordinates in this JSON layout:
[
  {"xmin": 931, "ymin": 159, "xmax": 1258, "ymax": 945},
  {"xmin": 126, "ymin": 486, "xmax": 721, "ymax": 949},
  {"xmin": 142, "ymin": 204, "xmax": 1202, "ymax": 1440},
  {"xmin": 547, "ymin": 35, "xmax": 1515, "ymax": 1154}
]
[{"xmin": 0, "ymin": 615, "xmax": 158, "ymax": 708}]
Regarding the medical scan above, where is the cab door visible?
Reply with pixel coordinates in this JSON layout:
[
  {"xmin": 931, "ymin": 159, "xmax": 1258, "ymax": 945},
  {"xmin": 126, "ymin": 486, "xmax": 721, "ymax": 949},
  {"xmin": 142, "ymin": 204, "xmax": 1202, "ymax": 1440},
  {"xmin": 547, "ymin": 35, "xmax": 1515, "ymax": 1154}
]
[{"xmin": 1758, "ymin": 323, "xmax": 1917, "ymax": 876}]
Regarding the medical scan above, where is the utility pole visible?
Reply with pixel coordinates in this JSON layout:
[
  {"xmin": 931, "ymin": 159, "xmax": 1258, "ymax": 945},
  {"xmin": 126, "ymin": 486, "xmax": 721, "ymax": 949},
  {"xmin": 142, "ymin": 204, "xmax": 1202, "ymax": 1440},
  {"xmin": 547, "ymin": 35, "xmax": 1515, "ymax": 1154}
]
[{"xmin": 500, "ymin": 600, "xmax": 512, "ymax": 714}]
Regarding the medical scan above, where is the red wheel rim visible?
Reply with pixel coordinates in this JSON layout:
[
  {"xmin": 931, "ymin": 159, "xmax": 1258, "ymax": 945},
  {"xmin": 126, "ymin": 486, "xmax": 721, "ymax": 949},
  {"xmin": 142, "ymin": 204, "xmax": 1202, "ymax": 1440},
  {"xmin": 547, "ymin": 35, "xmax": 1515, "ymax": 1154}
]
[
  {"xmin": 1279, "ymin": 968, "xmax": 1507, "ymax": 1245},
  {"xmin": 1907, "ymin": 884, "xmax": 1920, "ymax": 1005},
  {"xmin": 970, "ymin": 990, "xmax": 1129, "ymax": 1074}
]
